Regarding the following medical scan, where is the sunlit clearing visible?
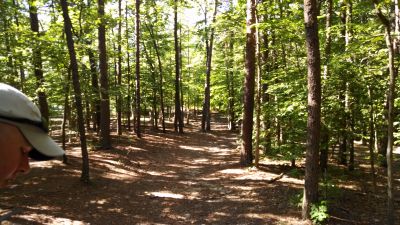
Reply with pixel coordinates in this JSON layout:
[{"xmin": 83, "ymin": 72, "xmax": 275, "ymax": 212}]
[
  {"xmin": 212, "ymin": 212, "xmax": 228, "ymax": 216},
  {"xmin": 30, "ymin": 160, "xmax": 60, "ymax": 168},
  {"xmin": 144, "ymin": 170, "xmax": 178, "ymax": 178},
  {"xmin": 90, "ymin": 199, "xmax": 108, "ymax": 205},
  {"xmin": 19, "ymin": 214, "xmax": 87, "ymax": 225},
  {"xmin": 193, "ymin": 158, "xmax": 209, "ymax": 163},
  {"xmin": 179, "ymin": 145, "xmax": 204, "ymax": 151},
  {"xmin": 145, "ymin": 191, "xmax": 185, "ymax": 199},
  {"xmin": 219, "ymin": 168, "xmax": 244, "ymax": 174}
]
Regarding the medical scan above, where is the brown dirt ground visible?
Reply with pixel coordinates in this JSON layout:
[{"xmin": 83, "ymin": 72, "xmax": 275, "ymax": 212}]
[{"xmin": 0, "ymin": 118, "xmax": 399, "ymax": 225}]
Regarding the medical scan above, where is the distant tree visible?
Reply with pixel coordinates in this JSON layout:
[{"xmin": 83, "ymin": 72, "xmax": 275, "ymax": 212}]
[
  {"xmin": 240, "ymin": 0, "xmax": 256, "ymax": 166},
  {"xmin": 145, "ymin": 20, "xmax": 166, "ymax": 133},
  {"xmin": 60, "ymin": 0, "xmax": 90, "ymax": 183},
  {"xmin": 302, "ymin": 0, "xmax": 322, "ymax": 219},
  {"xmin": 98, "ymin": 0, "xmax": 111, "ymax": 148}
]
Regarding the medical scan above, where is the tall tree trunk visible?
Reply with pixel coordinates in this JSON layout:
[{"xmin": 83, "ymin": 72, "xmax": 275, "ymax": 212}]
[
  {"xmin": 323, "ymin": 0, "xmax": 332, "ymax": 80},
  {"xmin": 225, "ymin": 38, "xmax": 236, "ymax": 131},
  {"xmin": 372, "ymin": 2, "xmax": 396, "ymax": 223},
  {"xmin": 384, "ymin": 24, "xmax": 396, "ymax": 225},
  {"xmin": 116, "ymin": 0, "xmax": 123, "ymax": 135},
  {"xmin": 302, "ymin": 0, "xmax": 322, "ymax": 219},
  {"xmin": 60, "ymin": 0, "xmax": 90, "ymax": 183},
  {"xmin": 135, "ymin": 0, "xmax": 142, "ymax": 137},
  {"xmin": 173, "ymin": 0, "xmax": 183, "ymax": 133},
  {"xmin": 201, "ymin": 0, "xmax": 218, "ymax": 132},
  {"xmin": 320, "ymin": 0, "xmax": 333, "ymax": 174},
  {"xmin": 261, "ymin": 9, "xmax": 271, "ymax": 153},
  {"xmin": 28, "ymin": 0, "xmax": 50, "ymax": 123},
  {"xmin": 98, "ymin": 0, "xmax": 111, "ymax": 148},
  {"xmin": 125, "ymin": 0, "xmax": 132, "ymax": 131},
  {"xmin": 368, "ymin": 86, "xmax": 377, "ymax": 192},
  {"xmin": 254, "ymin": 14, "xmax": 261, "ymax": 167},
  {"xmin": 240, "ymin": 0, "xmax": 256, "ymax": 166}
]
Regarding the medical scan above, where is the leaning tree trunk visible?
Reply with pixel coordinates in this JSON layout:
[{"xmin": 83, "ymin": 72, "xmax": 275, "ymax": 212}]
[
  {"xmin": 302, "ymin": 0, "xmax": 322, "ymax": 219},
  {"xmin": 240, "ymin": 0, "xmax": 256, "ymax": 167},
  {"xmin": 28, "ymin": 0, "xmax": 49, "ymax": 123},
  {"xmin": 60, "ymin": 0, "xmax": 90, "ymax": 183}
]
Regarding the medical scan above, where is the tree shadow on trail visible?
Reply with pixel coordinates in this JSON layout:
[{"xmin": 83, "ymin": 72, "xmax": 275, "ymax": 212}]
[{"xmin": 1, "ymin": 122, "xmax": 308, "ymax": 225}]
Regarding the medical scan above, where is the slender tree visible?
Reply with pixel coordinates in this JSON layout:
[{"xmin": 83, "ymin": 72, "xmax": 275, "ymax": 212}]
[
  {"xmin": 372, "ymin": 1, "xmax": 396, "ymax": 224},
  {"xmin": 28, "ymin": 0, "xmax": 50, "ymax": 123},
  {"xmin": 116, "ymin": 0, "xmax": 123, "ymax": 135},
  {"xmin": 135, "ymin": 0, "xmax": 142, "ymax": 137},
  {"xmin": 201, "ymin": 0, "xmax": 218, "ymax": 132},
  {"xmin": 98, "ymin": 0, "xmax": 111, "ymax": 148},
  {"xmin": 60, "ymin": 0, "xmax": 90, "ymax": 183},
  {"xmin": 173, "ymin": 0, "xmax": 183, "ymax": 133},
  {"xmin": 302, "ymin": 0, "xmax": 322, "ymax": 219},
  {"xmin": 240, "ymin": 0, "xmax": 256, "ymax": 166},
  {"xmin": 125, "ymin": 0, "xmax": 132, "ymax": 131}
]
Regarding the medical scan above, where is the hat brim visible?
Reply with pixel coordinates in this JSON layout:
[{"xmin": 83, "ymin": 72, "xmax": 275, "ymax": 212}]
[{"xmin": 0, "ymin": 118, "xmax": 64, "ymax": 161}]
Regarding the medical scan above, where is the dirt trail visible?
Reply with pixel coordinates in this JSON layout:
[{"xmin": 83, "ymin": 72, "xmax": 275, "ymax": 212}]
[{"xmin": 0, "ymin": 121, "xmax": 307, "ymax": 225}]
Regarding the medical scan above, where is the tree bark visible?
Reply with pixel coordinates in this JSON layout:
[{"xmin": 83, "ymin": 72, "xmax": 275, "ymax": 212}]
[
  {"xmin": 302, "ymin": 0, "xmax": 322, "ymax": 219},
  {"xmin": 240, "ymin": 0, "xmax": 256, "ymax": 166},
  {"xmin": 60, "ymin": 0, "xmax": 90, "ymax": 183},
  {"xmin": 98, "ymin": 0, "xmax": 111, "ymax": 148}
]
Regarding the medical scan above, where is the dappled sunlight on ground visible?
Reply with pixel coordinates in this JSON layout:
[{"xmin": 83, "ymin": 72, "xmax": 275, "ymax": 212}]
[{"xmin": 1, "ymin": 120, "xmax": 398, "ymax": 224}]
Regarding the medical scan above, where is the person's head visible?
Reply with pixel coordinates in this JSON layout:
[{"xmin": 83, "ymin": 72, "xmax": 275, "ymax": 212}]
[{"xmin": 0, "ymin": 83, "xmax": 64, "ymax": 187}]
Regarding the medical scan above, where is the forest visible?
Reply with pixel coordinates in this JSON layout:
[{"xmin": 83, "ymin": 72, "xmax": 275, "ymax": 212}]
[{"xmin": 0, "ymin": 0, "xmax": 399, "ymax": 224}]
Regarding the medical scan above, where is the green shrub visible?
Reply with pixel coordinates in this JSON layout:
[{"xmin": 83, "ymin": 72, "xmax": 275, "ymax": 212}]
[{"xmin": 310, "ymin": 200, "xmax": 329, "ymax": 225}]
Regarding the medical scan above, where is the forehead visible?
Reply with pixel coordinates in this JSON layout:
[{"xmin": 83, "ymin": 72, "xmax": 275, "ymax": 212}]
[{"xmin": 0, "ymin": 122, "xmax": 31, "ymax": 145}]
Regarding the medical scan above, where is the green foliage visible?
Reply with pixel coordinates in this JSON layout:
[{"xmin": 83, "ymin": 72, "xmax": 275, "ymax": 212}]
[{"xmin": 310, "ymin": 201, "xmax": 329, "ymax": 225}]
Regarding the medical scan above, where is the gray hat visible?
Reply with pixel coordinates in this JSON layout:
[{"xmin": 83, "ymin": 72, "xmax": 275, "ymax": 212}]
[{"xmin": 0, "ymin": 83, "xmax": 64, "ymax": 160}]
